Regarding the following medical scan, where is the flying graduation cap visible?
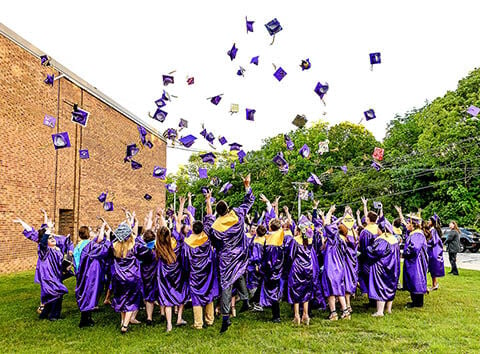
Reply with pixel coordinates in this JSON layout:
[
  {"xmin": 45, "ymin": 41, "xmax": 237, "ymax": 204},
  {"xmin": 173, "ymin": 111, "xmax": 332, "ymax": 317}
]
[
  {"xmin": 364, "ymin": 109, "xmax": 376, "ymax": 121},
  {"xmin": 162, "ymin": 74, "xmax": 174, "ymax": 86},
  {"xmin": 40, "ymin": 55, "xmax": 51, "ymax": 66},
  {"xmin": 299, "ymin": 144, "xmax": 310, "ymax": 159},
  {"xmin": 220, "ymin": 182, "xmax": 233, "ymax": 194},
  {"xmin": 166, "ymin": 183, "xmax": 177, "ymax": 194},
  {"xmin": 218, "ymin": 136, "xmax": 227, "ymax": 145},
  {"xmin": 467, "ymin": 105, "xmax": 480, "ymax": 117},
  {"xmin": 198, "ymin": 167, "xmax": 208, "ymax": 179},
  {"xmin": 163, "ymin": 128, "xmax": 178, "ymax": 141},
  {"xmin": 238, "ymin": 150, "xmax": 246, "ymax": 163},
  {"xmin": 179, "ymin": 134, "xmax": 197, "ymax": 148},
  {"xmin": 124, "ymin": 144, "xmax": 140, "ymax": 162},
  {"xmin": 307, "ymin": 173, "xmax": 322, "ymax": 186},
  {"xmin": 79, "ymin": 149, "xmax": 89, "ymax": 159},
  {"xmin": 371, "ymin": 161, "xmax": 382, "ymax": 171},
  {"xmin": 131, "ymin": 160, "xmax": 142, "ymax": 170},
  {"xmin": 265, "ymin": 18, "xmax": 282, "ymax": 45},
  {"xmin": 186, "ymin": 77, "xmax": 195, "ymax": 85},
  {"xmin": 52, "ymin": 132, "xmax": 71, "ymax": 150},
  {"xmin": 369, "ymin": 52, "xmax": 381, "ymax": 70},
  {"xmin": 44, "ymin": 74, "xmax": 54, "ymax": 86},
  {"xmin": 250, "ymin": 56, "xmax": 259, "ymax": 65},
  {"xmin": 205, "ymin": 132, "xmax": 215, "ymax": 145},
  {"xmin": 341, "ymin": 165, "xmax": 348, "ymax": 174},
  {"xmin": 98, "ymin": 192, "xmax": 108, "ymax": 203},
  {"xmin": 71, "ymin": 104, "xmax": 89, "ymax": 127},
  {"xmin": 272, "ymin": 151, "xmax": 289, "ymax": 174},
  {"xmin": 273, "ymin": 65, "xmax": 287, "ymax": 81},
  {"xmin": 230, "ymin": 103, "xmax": 239, "ymax": 114},
  {"xmin": 237, "ymin": 66, "xmax": 246, "ymax": 76},
  {"xmin": 153, "ymin": 166, "xmax": 167, "ymax": 179},
  {"xmin": 317, "ymin": 140, "xmax": 329, "ymax": 155},
  {"xmin": 178, "ymin": 118, "xmax": 188, "ymax": 129},
  {"xmin": 314, "ymin": 82, "xmax": 329, "ymax": 105},
  {"xmin": 103, "ymin": 202, "xmax": 114, "ymax": 211},
  {"xmin": 300, "ymin": 59, "xmax": 311, "ymax": 71},
  {"xmin": 227, "ymin": 43, "xmax": 238, "ymax": 61},
  {"xmin": 150, "ymin": 108, "xmax": 168, "ymax": 122},
  {"xmin": 246, "ymin": 16, "xmax": 254, "ymax": 33},
  {"xmin": 229, "ymin": 142, "xmax": 242, "ymax": 151},
  {"xmin": 246, "ymin": 108, "xmax": 256, "ymax": 121},
  {"xmin": 144, "ymin": 194, "xmax": 152, "ymax": 201},
  {"xmin": 200, "ymin": 152, "xmax": 216, "ymax": 164},
  {"xmin": 43, "ymin": 115, "xmax": 56, "ymax": 128},
  {"xmin": 284, "ymin": 134, "xmax": 294, "ymax": 150},
  {"xmin": 292, "ymin": 114, "xmax": 307, "ymax": 128},
  {"xmin": 155, "ymin": 98, "xmax": 166, "ymax": 107},
  {"xmin": 208, "ymin": 94, "xmax": 223, "ymax": 105}
]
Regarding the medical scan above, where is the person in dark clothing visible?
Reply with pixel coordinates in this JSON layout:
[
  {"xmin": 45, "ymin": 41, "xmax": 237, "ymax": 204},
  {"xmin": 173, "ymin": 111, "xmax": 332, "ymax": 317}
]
[{"xmin": 444, "ymin": 221, "xmax": 461, "ymax": 275}]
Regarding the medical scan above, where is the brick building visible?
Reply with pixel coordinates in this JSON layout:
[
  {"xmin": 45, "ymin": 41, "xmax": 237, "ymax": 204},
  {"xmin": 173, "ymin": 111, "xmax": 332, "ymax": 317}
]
[{"xmin": 0, "ymin": 24, "xmax": 167, "ymax": 274}]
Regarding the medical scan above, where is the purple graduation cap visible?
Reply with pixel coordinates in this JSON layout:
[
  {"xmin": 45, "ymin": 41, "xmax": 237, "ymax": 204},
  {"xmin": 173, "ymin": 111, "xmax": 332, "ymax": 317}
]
[
  {"xmin": 273, "ymin": 67, "xmax": 287, "ymax": 81},
  {"xmin": 369, "ymin": 52, "xmax": 381, "ymax": 69},
  {"xmin": 138, "ymin": 125, "xmax": 147, "ymax": 142},
  {"xmin": 205, "ymin": 132, "xmax": 215, "ymax": 145},
  {"xmin": 250, "ymin": 56, "xmax": 259, "ymax": 65},
  {"xmin": 237, "ymin": 66, "xmax": 246, "ymax": 76},
  {"xmin": 43, "ymin": 114, "xmax": 56, "ymax": 128},
  {"xmin": 52, "ymin": 132, "xmax": 71, "ymax": 150},
  {"xmin": 272, "ymin": 151, "xmax": 289, "ymax": 174},
  {"xmin": 163, "ymin": 128, "xmax": 178, "ymax": 141},
  {"xmin": 341, "ymin": 165, "xmax": 348, "ymax": 174},
  {"xmin": 153, "ymin": 166, "xmax": 167, "ymax": 179},
  {"xmin": 200, "ymin": 152, "xmax": 216, "ymax": 165},
  {"xmin": 211, "ymin": 176, "xmax": 221, "ymax": 187},
  {"xmin": 145, "ymin": 140, "xmax": 153, "ymax": 149},
  {"xmin": 179, "ymin": 134, "xmax": 197, "ymax": 148},
  {"xmin": 166, "ymin": 209, "xmax": 174, "ymax": 218},
  {"xmin": 292, "ymin": 114, "xmax": 307, "ymax": 128},
  {"xmin": 371, "ymin": 161, "xmax": 382, "ymax": 171},
  {"xmin": 161, "ymin": 90, "xmax": 171, "ymax": 101},
  {"xmin": 246, "ymin": 17, "xmax": 254, "ymax": 33},
  {"xmin": 200, "ymin": 128, "xmax": 207, "ymax": 138},
  {"xmin": 432, "ymin": 213, "xmax": 439, "ymax": 222},
  {"xmin": 103, "ymin": 202, "xmax": 114, "ymax": 211},
  {"xmin": 178, "ymin": 118, "xmax": 188, "ymax": 129},
  {"xmin": 314, "ymin": 82, "xmax": 329, "ymax": 103},
  {"xmin": 187, "ymin": 77, "xmax": 195, "ymax": 85},
  {"xmin": 98, "ymin": 192, "xmax": 107, "ymax": 203},
  {"xmin": 79, "ymin": 149, "xmax": 89, "ymax": 159},
  {"xmin": 198, "ymin": 167, "xmax": 208, "ymax": 179},
  {"xmin": 151, "ymin": 108, "xmax": 168, "ymax": 122},
  {"xmin": 307, "ymin": 173, "xmax": 322, "ymax": 185},
  {"xmin": 227, "ymin": 43, "xmax": 238, "ymax": 61},
  {"xmin": 265, "ymin": 18, "xmax": 282, "ymax": 44},
  {"xmin": 229, "ymin": 142, "xmax": 242, "ymax": 151},
  {"xmin": 166, "ymin": 183, "xmax": 177, "ymax": 194},
  {"xmin": 299, "ymin": 144, "xmax": 310, "ymax": 159},
  {"xmin": 40, "ymin": 55, "xmax": 50, "ymax": 66},
  {"xmin": 230, "ymin": 162, "xmax": 236, "ymax": 170},
  {"xmin": 200, "ymin": 186, "xmax": 209, "ymax": 195},
  {"xmin": 246, "ymin": 108, "xmax": 256, "ymax": 121},
  {"xmin": 467, "ymin": 105, "xmax": 480, "ymax": 117},
  {"xmin": 131, "ymin": 160, "xmax": 142, "ymax": 170},
  {"xmin": 71, "ymin": 105, "xmax": 89, "ymax": 127},
  {"xmin": 238, "ymin": 150, "xmax": 246, "ymax": 163},
  {"xmin": 300, "ymin": 59, "xmax": 311, "ymax": 71},
  {"xmin": 163, "ymin": 74, "xmax": 174, "ymax": 86},
  {"xmin": 209, "ymin": 94, "xmax": 223, "ymax": 105},
  {"xmin": 364, "ymin": 109, "xmax": 376, "ymax": 121},
  {"xmin": 155, "ymin": 98, "xmax": 166, "ymax": 107},
  {"xmin": 44, "ymin": 74, "xmax": 54, "ymax": 86},
  {"xmin": 144, "ymin": 194, "xmax": 152, "ymax": 201},
  {"xmin": 284, "ymin": 134, "xmax": 294, "ymax": 150},
  {"xmin": 125, "ymin": 144, "xmax": 139, "ymax": 162},
  {"xmin": 220, "ymin": 182, "xmax": 233, "ymax": 194},
  {"xmin": 218, "ymin": 136, "xmax": 227, "ymax": 145}
]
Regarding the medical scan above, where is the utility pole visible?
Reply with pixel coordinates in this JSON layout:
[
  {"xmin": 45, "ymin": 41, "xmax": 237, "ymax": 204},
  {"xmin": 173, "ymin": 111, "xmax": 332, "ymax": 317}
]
[{"xmin": 291, "ymin": 182, "xmax": 309, "ymax": 220}]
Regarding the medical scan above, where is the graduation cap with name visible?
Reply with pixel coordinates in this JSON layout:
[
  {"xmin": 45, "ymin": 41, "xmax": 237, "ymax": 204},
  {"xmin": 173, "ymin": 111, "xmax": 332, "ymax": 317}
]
[
  {"xmin": 265, "ymin": 18, "xmax": 282, "ymax": 45},
  {"xmin": 292, "ymin": 114, "xmax": 307, "ymax": 128},
  {"xmin": 52, "ymin": 132, "xmax": 71, "ymax": 150}
]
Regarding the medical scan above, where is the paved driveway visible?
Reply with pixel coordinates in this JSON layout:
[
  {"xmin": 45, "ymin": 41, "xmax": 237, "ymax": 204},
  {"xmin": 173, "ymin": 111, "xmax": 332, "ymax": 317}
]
[{"xmin": 443, "ymin": 251, "xmax": 480, "ymax": 271}]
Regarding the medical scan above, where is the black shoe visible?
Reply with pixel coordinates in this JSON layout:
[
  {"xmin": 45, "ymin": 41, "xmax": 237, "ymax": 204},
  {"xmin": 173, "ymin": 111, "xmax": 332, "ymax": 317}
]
[
  {"xmin": 79, "ymin": 321, "xmax": 91, "ymax": 328},
  {"xmin": 452, "ymin": 273, "xmax": 459, "ymax": 276},
  {"xmin": 49, "ymin": 317, "xmax": 59, "ymax": 322},
  {"xmin": 146, "ymin": 319, "xmax": 153, "ymax": 326},
  {"xmin": 239, "ymin": 300, "xmax": 250, "ymax": 313},
  {"xmin": 159, "ymin": 315, "xmax": 166, "ymax": 323},
  {"xmin": 220, "ymin": 319, "xmax": 232, "ymax": 333},
  {"xmin": 272, "ymin": 318, "xmax": 281, "ymax": 323},
  {"xmin": 405, "ymin": 302, "xmax": 415, "ymax": 309}
]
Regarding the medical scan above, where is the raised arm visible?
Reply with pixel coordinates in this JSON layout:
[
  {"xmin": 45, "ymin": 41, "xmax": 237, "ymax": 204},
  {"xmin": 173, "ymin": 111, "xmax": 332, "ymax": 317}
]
[
  {"xmin": 13, "ymin": 218, "xmax": 33, "ymax": 232},
  {"xmin": 237, "ymin": 174, "xmax": 255, "ymax": 216},
  {"xmin": 205, "ymin": 191, "xmax": 213, "ymax": 216},
  {"xmin": 361, "ymin": 197, "xmax": 368, "ymax": 219},
  {"xmin": 273, "ymin": 196, "xmax": 281, "ymax": 219},
  {"xmin": 394, "ymin": 205, "xmax": 407, "ymax": 226},
  {"xmin": 176, "ymin": 196, "xmax": 186, "ymax": 233},
  {"xmin": 97, "ymin": 219, "xmax": 107, "ymax": 244},
  {"xmin": 356, "ymin": 209, "xmax": 362, "ymax": 227}
]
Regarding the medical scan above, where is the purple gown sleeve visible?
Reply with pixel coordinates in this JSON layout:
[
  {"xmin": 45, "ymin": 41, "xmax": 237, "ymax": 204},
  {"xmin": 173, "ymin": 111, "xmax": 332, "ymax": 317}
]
[
  {"xmin": 312, "ymin": 209, "xmax": 323, "ymax": 229},
  {"xmin": 236, "ymin": 188, "xmax": 255, "ymax": 219},
  {"xmin": 23, "ymin": 228, "xmax": 39, "ymax": 243},
  {"xmin": 89, "ymin": 239, "xmax": 111, "ymax": 260},
  {"xmin": 203, "ymin": 215, "xmax": 216, "ymax": 238},
  {"xmin": 366, "ymin": 238, "xmax": 388, "ymax": 262},
  {"xmin": 264, "ymin": 206, "xmax": 276, "ymax": 227},
  {"xmin": 187, "ymin": 206, "xmax": 196, "ymax": 219}
]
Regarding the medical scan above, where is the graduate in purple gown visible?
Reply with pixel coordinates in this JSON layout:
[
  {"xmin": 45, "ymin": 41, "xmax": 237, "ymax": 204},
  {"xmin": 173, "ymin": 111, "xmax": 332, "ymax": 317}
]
[
  {"xmin": 182, "ymin": 206, "xmax": 219, "ymax": 330},
  {"xmin": 259, "ymin": 219, "xmax": 285, "ymax": 323},
  {"xmin": 340, "ymin": 207, "xmax": 358, "ymax": 314},
  {"xmin": 75, "ymin": 222, "xmax": 111, "ymax": 327},
  {"xmin": 155, "ymin": 199, "xmax": 189, "ymax": 332},
  {"xmin": 366, "ymin": 218, "xmax": 401, "ymax": 317},
  {"xmin": 111, "ymin": 217, "xmax": 152, "ymax": 334},
  {"xmin": 395, "ymin": 207, "xmax": 429, "ymax": 308},
  {"xmin": 203, "ymin": 174, "xmax": 254, "ymax": 333},
  {"xmin": 247, "ymin": 224, "xmax": 266, "ymax": 311},
  {"xmin": 287, "ymin": 218, "xmax": 319, "ymax": 326},
  {"xmin": 320, "ymin": 206, "xmax": 350, "ymax": 320},
  {"xmin": 14, "ymin": 218, "xmax": 68, "ymax": 321},
  {"xmin": 426, "ymin": 216, "xmax": 445, "ymax": 291},
  {"xmin": 358, "ymin": 199, "xmax": 380, "ymax": 298}
]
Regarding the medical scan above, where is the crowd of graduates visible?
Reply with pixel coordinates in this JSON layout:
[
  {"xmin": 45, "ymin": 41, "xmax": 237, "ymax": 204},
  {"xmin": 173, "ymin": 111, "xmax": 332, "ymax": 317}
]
[{"xmin": 13, "ymin": 174, "xmax": 452, "ymax": 334}]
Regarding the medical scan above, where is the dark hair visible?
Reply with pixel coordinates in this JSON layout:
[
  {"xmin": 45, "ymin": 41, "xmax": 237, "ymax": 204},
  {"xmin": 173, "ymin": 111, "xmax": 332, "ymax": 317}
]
[
  {"xmin": 367, "ymin": 211, "xmax": 378, "ymax": 223},
  {"xmin": 143, "ymin": 230, "xmax": 156, "ymax": 243},
  {"xmin": 193, "ymin": 221, "xmax": 204, "ymax": 234},
  {"xmin": 338, "ymin": 224, "xmax": 348, "ymax": 237},
  {"xmin": 430, "ymin": 217, "xmax": 443, "ymax": 238},
  {"xmin": 78, "ymin": 226, "xmax": 89, "ymax": 240},
  {"xmin": 216, "ymin": 201, "xmax": 229, "ymax": 216},
  {"xmin": 422, "ymin": 221, "xmax": 432, "ymax": 241},
  {"xmin": 393, "ymin": 218, "xmax": 402, "ymax": 228},
  {"xmin": 137, "ymin": 226, "xmax": 144, "ymax": 236},
  {"xmin": 256, "ymin": 225, "xmax": 267, "ymax": 237},
  {"xmin": 269, "ymin": 219, "xmax": 282, "ymax": 231}
]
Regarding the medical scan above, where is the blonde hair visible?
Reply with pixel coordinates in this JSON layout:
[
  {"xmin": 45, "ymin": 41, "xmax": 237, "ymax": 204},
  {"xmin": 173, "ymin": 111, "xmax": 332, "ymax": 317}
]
[
  {"xmin": 113, "ymin": 236, "xmax": 136, "ymax": 259},
  {"xmin": 450, "ymin": 220, "xmax": 460, "ymax": 233}
]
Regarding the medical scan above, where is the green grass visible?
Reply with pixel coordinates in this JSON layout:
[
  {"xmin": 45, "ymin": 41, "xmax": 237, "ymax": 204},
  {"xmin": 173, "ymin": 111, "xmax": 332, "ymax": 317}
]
[{"xmin": 1, "ymin": 269, "xmax": 480, "ymax": 353}]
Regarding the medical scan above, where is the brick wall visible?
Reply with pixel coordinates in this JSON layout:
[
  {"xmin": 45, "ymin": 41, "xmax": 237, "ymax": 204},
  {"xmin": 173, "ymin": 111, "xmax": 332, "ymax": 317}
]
[{"xmin": 0, "ymin": 33, "xmax": 166, "ymax": 274}]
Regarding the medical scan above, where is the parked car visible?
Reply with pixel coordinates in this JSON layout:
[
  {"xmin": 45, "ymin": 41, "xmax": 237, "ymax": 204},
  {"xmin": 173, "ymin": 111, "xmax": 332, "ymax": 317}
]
[{"xmin": 441, "ymin": 227, "xmax": 480, "ymax": 253}]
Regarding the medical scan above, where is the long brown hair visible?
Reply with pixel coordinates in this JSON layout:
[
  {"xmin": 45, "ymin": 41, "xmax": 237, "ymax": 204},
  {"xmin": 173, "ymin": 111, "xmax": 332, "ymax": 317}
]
[
  {"xmin": 450, "ymin": 220, "xmax": 460, "ymax": 233},
  {"xmin": 155, "ymin": 226, "xmax": 176, "ymax": 264},
  {"xmin": 422, "ymin": 221, "xmax": 432, "ymax": 241}
]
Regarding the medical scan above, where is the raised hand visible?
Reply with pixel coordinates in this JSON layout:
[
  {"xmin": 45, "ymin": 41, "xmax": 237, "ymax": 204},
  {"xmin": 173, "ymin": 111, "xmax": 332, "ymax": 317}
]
[
  {"xmin": 361, "ymin": 197, "xmax": 368, "ymax": 206},
  {"xmin": 242, "ymin": 173, "xmax": 251, "ymax": 189},
  {"xmin": 313, "ymin": 200, "xmax": 319, "ymax": 209},
  {"xmin": 259, "ymin": 194, "xmax": 268, "ymax": 203}
]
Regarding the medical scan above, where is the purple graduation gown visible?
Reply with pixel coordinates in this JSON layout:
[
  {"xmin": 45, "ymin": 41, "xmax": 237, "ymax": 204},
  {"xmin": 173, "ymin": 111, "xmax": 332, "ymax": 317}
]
[
  {"xmin": 111, "ymin": 237, "xmax": 152, "ymax": 312},
  {"xmin": 260, "ymin": 229, "xmax": 285, "ymax": 306},
  {"xmin": 427, "ymin": 228, "xmax": 445, "ymax": 278},
  {"xmin": 403, "ymin": 229, "xmax": 428, "ymax": 294},
  {"xmin": 183, "ymin": 231, "xmax": 219, "ymax": 306},
  {"xmin": 321, "ymin": 224, "xmax": 346, "ymax": 297},
  {"xmin": 156, "ymin": 229, "xmax": 189, "ymax": 306},
  {"xmin": 75, "ymin": 237, "xmax": 111, "ymax": 311},
  {"xmin": 358, "ymin": 224, "xmax": 379, "ymax": 293},
  {"xmin": 287, "ymin": 236, "xmax": 320, "ymax": 304},
  {"xmin": 204, "ymin": 188, "xmax": 255, "ymax": 290},
  {"xmin": 36, "ymin": 241, "xmax": 69, "ymax": 305},
  {"xmin": 247, "ymin": 236, "xmax": 265, "ymax": 290},
  {"xmin": 366, "ymin": 233, "xmax": 401, "ymax": 301},
  {"xmin": 140, "ymin": 239, "xmax": 157, "ymax": 302},
  {"xmin": 342, "ymin": 234, "xmax": 358, "ymax": 294}
]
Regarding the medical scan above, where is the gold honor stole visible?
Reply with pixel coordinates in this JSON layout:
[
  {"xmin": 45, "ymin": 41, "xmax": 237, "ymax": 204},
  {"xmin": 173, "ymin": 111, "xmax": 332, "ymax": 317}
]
[
  {"xmin": 294, "ymin": 235, "xmax": 313, "ymax": 245},
  {"xmin": 253, "ymin": 236, "xmax": 266, "ymax": 245},
  {"xmin": 365, "ymin": 223, "xmax": 379, "ymax": 235},
  {"xmin": 377, "ymin": 232, "xmax": 399, "ymax": 245},
  {"xmin": 184, "ymin": 232, "xmax": 209, "ymax": 248},
  {"xmin": 170, "ymin": 237, "xmax": 177, "ymax": 249},
  {"xmin": 393, "ymin": 226, "xmax": 402, "ymax": 235},
  {"xmin": 265, "ymin": 229, "xmax": 285, "ymax": 246},
  {"xmin": 212, "ymin": 211, "xmax": 239, "ymax": 232}
]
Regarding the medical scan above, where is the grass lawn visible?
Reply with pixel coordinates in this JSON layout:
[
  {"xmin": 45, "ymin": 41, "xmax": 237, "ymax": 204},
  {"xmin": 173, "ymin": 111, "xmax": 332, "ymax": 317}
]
[{"xmin": 1, "ymin": 268, "xmax": 480, "ymax": 353}]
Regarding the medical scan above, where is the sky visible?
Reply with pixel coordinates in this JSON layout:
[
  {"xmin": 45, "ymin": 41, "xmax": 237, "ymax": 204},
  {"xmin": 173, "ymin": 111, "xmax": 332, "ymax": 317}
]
[{"xmin": 3, "ymin": 0, "xmax": 480, "ymax": 173}]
